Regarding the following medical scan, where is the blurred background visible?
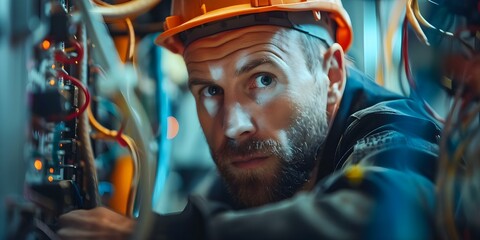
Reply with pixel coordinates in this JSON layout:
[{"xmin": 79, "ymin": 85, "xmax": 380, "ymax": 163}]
[{"xmin": 1, "ymin": 0, "xmax": 479, "ymax": 239}]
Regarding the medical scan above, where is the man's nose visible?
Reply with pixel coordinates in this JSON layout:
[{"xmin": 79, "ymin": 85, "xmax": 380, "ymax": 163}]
[{"xmin": 224, "ymin": 103, "xmax": 256, "ymax": 140}]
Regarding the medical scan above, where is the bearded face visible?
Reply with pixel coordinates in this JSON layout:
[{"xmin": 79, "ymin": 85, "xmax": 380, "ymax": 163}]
[
  {"xmin": 184, "ymin": 26, "xmax": 335, "ymax": 208},
  {"xmin": 210, "ymin": 87, "xmax": 328, "ymax": 208}
]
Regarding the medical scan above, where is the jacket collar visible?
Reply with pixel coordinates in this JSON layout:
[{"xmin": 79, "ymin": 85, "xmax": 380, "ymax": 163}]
[{"xmin": 317, "ymin": 67, "xmax": 402, "ymax": 181}]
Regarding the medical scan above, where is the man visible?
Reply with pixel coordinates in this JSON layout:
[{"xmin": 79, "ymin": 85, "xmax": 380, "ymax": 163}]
[{"xmin": 58, "ymin": 0, "xmax": 441, "ymax": 239}]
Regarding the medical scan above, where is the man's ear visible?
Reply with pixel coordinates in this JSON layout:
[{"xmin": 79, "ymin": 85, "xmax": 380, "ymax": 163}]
[{"xmin": 322, "ymin": 43, "xmax": 346, "ymax": 123}]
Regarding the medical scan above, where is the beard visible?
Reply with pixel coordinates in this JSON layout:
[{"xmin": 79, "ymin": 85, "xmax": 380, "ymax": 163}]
[{"xmin": 210, "ymin": 96, "xmax": 329, "ymax": 208}]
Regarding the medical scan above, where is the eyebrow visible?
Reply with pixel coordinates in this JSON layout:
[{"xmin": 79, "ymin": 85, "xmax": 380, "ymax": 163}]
[
  {"xmin": 235, "ymin": 57, "xmax": 277, "ymax": 77},
  {"xmin": 188, "ymin": 57, "xmax": 279, "ymax": 90},
  {"xmin": 188, "ymin": 77, "xmax": 211, "ymax": 91}
]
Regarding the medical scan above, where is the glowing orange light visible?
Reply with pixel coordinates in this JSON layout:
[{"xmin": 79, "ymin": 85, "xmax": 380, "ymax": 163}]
[
  {"xmin": 49, "ymin": 168, "xmax": 54, "ymax": 174},
  {"xmin": 51, "ymin": 64, "xmax": 55, "ymax": 69},
  {"xmin": 59, "ymin": 143, "xmax": 63, "ymax": 147},
  {"xmin": 34, "ymin": 159, "xmax": 43, "ymax": 171},
  {"xmin": 48, "ymin": 176, "xmax": 54, "ymax": 182},
  {"xmin": 49, "ymin": 79, "xmax": 55, "ymax": 86},
  {"xmin": 42, "ymin": 40, "xmax": 51, "ymax": 50},
  {"xmin": 167, "ymin": 116, "xmax": 180, "ymax": 140}
]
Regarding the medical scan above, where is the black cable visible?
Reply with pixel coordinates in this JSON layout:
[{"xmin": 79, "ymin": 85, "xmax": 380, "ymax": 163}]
[{"xmin": 34, "ymin": 219, "xmax": 61, "ymax": 240}]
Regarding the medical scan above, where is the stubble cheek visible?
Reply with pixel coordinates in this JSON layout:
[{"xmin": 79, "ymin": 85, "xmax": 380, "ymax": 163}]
[{"xmin": 260, "ymin": 92, "xmax": 299, "ymax": 134}]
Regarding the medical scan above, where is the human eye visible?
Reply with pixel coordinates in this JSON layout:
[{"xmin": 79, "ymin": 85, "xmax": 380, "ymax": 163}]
[
  {"xmin": 250, "ymin": 73, "xmax": 276, "ymax": 89},
  {"xmin": 200, "ymin": 85, "xmax": 223, "ymax": 97}
]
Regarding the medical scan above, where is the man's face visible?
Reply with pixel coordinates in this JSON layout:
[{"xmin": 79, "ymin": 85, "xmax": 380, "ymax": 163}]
[{"xmin": 184, "ymin": 26, "xmax": 330, "ymax": 207}]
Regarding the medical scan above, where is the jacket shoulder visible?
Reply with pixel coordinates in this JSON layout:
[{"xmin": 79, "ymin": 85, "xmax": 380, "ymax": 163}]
[{"xmin": 334, "ymin": 99, "xmax": 442, "ymax": 179}]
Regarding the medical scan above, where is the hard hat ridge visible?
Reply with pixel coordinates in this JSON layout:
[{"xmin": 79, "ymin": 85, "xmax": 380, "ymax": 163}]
[{"xmin": 155, "ymin": 0, "xmax": 352, "ymax": 54}]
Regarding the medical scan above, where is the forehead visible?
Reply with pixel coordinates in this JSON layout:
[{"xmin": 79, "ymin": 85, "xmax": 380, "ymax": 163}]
[{"xmin": 183, "ymin": 25, "xmax": 301, "ymax": 64}]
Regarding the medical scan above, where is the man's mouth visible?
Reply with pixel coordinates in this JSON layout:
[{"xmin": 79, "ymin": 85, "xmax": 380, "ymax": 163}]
[{"xmin": 231, "ymin": 155, "xmax": 270, "ymax": 169}]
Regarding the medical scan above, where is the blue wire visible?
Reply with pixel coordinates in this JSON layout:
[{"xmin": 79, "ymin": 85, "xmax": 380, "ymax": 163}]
[
  {"xmin": 71, "ymin": 180, "xmax": 84, "ymax": 208},
  {"xmin": 152, "ymin": 35, "xmax": 172, "ymax": 206}
]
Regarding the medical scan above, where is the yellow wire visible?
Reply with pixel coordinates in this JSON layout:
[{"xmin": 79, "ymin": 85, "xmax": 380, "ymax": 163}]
[
  {"xmin": 439, "ymin": 125, "xmax": 477, "ymax": 240},
  {"xmin": 412, "ymin": 0, "xmax": 454, "ymax": 37},
  {"xmin": 437, "ymin": 85, "xmax": 477, "ymax": 239},
  {"xmin": 125, "ymin": 18, "xmax": 135, "ymax": 63},
  {"xmin": 436, "ymin": 85, "xmax": 465, "ymax": 240},
  {"xmin": 406, "ymin": 0, "xmax": 430, "ymax": 46},
  {"xmin": 88, "ymin": 0, "xmax": 138, "ymax": 216},
  {"xmin": 92, "ymin": 0, "xmax": 136, "ymax": 63},
  {"xmin": 118, "ymin": 134, "xmax": 140, "ymax": 218},
  {"xmin": 384, "ymin": 0, "xmax": 406, "ymax": 88},
  {"xmin": 87, "ymin": 105, "xmax": 139, "ymax": 218}
]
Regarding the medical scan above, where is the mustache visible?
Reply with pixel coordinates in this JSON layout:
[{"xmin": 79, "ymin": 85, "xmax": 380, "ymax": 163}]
[{"xmin": 215, "ymin": 138, "xmax": 284, "ymax": 160}]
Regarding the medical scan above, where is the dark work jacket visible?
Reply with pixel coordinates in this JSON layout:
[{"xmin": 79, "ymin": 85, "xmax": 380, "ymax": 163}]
[{"xmin": 147, "ymin": 67, "xmax": 442, "ymax": 240}]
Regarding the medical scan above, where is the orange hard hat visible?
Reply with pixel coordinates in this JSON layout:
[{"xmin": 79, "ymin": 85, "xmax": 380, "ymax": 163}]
[{"xmin": 155, "ymin": 0, "xmax": 353, "ymax": 54}]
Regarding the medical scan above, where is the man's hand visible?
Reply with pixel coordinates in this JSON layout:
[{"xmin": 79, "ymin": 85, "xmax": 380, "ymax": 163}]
[{"xmin": 57, "ymin": 207, "xmax": 135, "ymax": 240}]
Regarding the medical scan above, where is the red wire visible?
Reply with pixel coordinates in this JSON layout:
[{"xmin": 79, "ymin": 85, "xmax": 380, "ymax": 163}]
[
  {"xmin": 57, "ymin": 71, "xmax": 90, "ymax": 121},
  {"xmin": 115, "ymin": 120, "xmax": 129, "ymax": 147},
  {"xmin": 54, "ymin": 40, "xmax": 84, "ymax": 64},
  {"xmin": 49, "ymin": 39, "xmax": 89, "ymax": 121}
]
